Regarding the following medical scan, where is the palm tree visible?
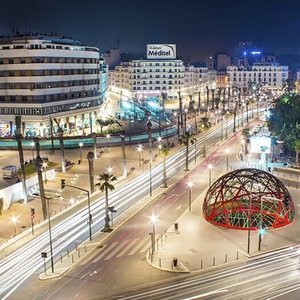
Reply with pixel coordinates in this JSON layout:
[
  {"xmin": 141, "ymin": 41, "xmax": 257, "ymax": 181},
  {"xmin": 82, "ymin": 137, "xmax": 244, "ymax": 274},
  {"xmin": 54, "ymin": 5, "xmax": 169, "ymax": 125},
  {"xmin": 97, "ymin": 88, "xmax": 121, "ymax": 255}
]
[
  {"xmin": 15, "ymin": 116, "xmax": 28, "ymax": 204},
  {"xmin": 96, "ymin": 172, "xmax": 117, "ymax": 231},
  {"xmin": 86, "ymin": 152, "xmax": 95, "ymax": 193},
  {"xmin": 160, "ymin": 144, "xmax": 170, "ymax": 188},
  {"xmin": 199, "ymin": 117, "xmax": 212, "ymax": 157},
  {"xmin": 178, "ymin": 132, "xmax": 196, "ymax": 171},
  {"xmin": 293, "ymin": 140, "xmax": 300, "ymax": 166}
]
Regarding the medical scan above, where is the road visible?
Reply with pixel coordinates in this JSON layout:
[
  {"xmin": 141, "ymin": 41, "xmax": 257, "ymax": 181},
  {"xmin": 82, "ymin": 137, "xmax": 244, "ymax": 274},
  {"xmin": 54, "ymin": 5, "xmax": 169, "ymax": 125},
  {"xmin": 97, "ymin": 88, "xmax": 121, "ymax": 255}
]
[
  {"xmin": 118, "ymin": 246, "xmax": 300, "ymax": 300},
  {"xmin": 5, "ymin": 112, "xmax": 250, "ymax": 299}
]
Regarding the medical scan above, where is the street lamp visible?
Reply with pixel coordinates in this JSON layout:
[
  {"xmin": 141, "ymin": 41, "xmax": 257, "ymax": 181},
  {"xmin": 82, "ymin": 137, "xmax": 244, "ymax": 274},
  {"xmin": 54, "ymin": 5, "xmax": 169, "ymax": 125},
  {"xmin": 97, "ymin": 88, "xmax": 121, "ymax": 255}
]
[
  {"xmin": 225, "ymin": 148, "xmax": 229, "ymax": 171},
  {"xmin": 106, "ymin": 133, "xmax": 111, "ymax": 151},
  {"xmin": 157, "ymin": 136, "xmax": 162, "ymax": 155},
  {"xmin": 42, "ymin": 161, "xmax": 48, "ymax": 184},
  {"xmin": 107, "ymin": 166, "xmax": 113, "ymax": 174},
  {"xmin": 208, "ymin": 163, "xmax": 213, "ymax": 187},
  {"xmin": 30, "ymin": 142, "xmax": 35, "ymax": 160},
  {"xmin": 187, "ymin": 181, "xmax": 193, "ymax": 211},
  {"xmin": 79, "ymin": 142, "xmax": 83, "ymax": 163},
  {"xmin": 150, "ymin": 214, "xmax": 157, "ymax": 254},
  {"xmin": 137, "ymin": 144, "xmax": 143, "ymax": 168},
  {"xmin": 11, "ymin": 216, "xmax": 17, "ymax": 236},
  {"xmin": 146, "ymin": 119, "xmax": 153, "ymax": 197}
]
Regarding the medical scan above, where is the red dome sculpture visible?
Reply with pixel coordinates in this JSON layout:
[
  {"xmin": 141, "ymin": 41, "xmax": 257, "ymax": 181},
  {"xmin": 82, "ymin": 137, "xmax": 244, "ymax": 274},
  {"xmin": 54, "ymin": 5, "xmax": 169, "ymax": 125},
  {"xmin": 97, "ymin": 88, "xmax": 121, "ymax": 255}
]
[{"xmin": 203, "ymin": 168, "xmax": 295, "ymax": 230}]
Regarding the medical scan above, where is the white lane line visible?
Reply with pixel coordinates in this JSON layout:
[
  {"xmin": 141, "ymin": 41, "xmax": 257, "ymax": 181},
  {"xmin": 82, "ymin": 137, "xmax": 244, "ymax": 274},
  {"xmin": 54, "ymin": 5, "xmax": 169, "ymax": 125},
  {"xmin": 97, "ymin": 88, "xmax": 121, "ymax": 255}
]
[
  {"xmin": 104, "ymin": 240, "xmax": 130, "ymax": 260},
  {"xmin": 116, "ymin": 238, "xmax": 139, "ymax": 258},
  {"xmin": 128, "ymin": 237, "xmax": 149, "ymax": 256},
  {"xmin": 92, "ymin": 242, "xmax": 118, "ymax": 263}
]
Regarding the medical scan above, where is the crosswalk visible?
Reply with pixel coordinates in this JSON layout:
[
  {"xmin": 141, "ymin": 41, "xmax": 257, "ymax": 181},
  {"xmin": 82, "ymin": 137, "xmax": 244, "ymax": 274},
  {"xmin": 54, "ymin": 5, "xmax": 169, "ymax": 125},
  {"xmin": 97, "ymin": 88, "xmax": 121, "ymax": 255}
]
[{"xmin": 92, "ymin": 237, "xmax": 151, "ymax": 263}]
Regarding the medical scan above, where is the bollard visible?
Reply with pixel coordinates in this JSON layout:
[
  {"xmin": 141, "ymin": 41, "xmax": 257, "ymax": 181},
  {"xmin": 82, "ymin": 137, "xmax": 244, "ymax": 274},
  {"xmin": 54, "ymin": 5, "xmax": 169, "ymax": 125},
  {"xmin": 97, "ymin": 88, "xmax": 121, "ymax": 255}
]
[
  {"xmin": 200, "ymin": 259, "xmax": 203, "ymax": 269},
  {"xmin": 78, "ymin": 248, "xmax": 80, "ymax": 258},
  {"xmin": 173, "ymin": 258, "xmax": 178, "ymax": 267},
  {"xmin": 225, "ymin": 254, "xmax": 228, "ymax": 263},
  {"xmin": 60, "ymin": 254, "xmax": 63, "ymax": 263},
  {"xmin": 213, "ymin": 256, "xmax": 215, "ymax": 266},
  {"xmin": 67, "ymin": 249, "xmax": 69, "ymax": 257},
  {"xmin": 75, "ymin": 243, "xmax": 78, "ymax": 251},
  {"xmin": 72, "ymin": 254, "xmax": 74, "ymax": 263},
  {"xmin": 174, "ymin": 223, "xmax": 178, "ymax": 231},
  {"xmin": 159, "ymin": 258, "xmax": 162, "ymax": 269},
  {"xmin": 236, "ymin": 251, "xmax": 239, "ymax": 260}
]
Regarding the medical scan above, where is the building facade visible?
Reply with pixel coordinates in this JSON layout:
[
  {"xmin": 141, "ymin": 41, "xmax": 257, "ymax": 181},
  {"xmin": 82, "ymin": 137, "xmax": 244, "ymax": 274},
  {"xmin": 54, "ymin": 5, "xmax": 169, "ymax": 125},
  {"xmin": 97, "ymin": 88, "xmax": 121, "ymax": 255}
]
[
  {"xmin": 0, "ymin": 34, "xmax": 107, "ymax": 137},
  {"xmin": 227, "ymin": 63, "xmax": 288, "ymax": 90}
]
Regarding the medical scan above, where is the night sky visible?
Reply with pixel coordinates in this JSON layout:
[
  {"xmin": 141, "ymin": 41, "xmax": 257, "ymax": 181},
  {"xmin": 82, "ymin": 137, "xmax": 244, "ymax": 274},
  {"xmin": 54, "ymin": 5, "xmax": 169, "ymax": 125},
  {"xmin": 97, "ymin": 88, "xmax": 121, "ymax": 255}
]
[{"xmin": 0, "ymin": 0, "xmax": 299, "ymax": 61}]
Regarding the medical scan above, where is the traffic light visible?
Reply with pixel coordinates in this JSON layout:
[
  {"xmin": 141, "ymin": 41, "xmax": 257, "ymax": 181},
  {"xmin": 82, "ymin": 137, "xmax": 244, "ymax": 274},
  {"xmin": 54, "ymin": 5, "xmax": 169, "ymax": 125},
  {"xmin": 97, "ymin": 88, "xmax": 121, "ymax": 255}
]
[
  {"xmin": 61, "ymin": 179, "xmax": 66, "ymax": 190},
  {"xmin": 31, "ymin": 208, "xmax": 35, "ymax": 218}
]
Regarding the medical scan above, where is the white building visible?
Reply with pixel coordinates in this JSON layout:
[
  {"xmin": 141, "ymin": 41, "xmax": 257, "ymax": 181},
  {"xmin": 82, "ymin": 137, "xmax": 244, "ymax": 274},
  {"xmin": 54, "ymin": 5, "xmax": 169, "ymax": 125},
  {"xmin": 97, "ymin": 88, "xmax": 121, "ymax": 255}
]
[
  {"xmin": 227, "ymin": 63, "xmax": 288, "ymax": 90},
  {"xmin": 0, "ymin": 33, "xmax": 107, "ymax": 137}
]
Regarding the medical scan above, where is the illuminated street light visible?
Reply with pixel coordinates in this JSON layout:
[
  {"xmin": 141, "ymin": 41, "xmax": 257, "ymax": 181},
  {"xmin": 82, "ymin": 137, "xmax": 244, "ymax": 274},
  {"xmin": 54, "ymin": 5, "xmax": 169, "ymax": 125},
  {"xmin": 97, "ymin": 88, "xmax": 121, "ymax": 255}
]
[
  {"xmin": 107, "ymin": 167, "xmax": 113, "ymax": 174},
  {"xmin": 187, "ymin": 181, "xmax": 193, "ymax": 211},
  {"xmin": 150, "ymin": 215, "xmax": 157, "ymax": 254},
  {"xmin": 79, "ymin": 142, "xmax": 83, "ymax": 163}
]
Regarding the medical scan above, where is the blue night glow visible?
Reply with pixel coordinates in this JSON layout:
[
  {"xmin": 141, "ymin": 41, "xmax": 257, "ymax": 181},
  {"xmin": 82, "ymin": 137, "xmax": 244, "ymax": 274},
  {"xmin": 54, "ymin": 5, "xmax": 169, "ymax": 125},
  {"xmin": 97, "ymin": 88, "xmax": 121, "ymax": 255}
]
[
  {"xmin": 243, "ymin": 51, "xmax": 247, "ymax": 56},
  {"xmin": 251, "ymin": 51, "xmax": 261, "ymax": 55}
]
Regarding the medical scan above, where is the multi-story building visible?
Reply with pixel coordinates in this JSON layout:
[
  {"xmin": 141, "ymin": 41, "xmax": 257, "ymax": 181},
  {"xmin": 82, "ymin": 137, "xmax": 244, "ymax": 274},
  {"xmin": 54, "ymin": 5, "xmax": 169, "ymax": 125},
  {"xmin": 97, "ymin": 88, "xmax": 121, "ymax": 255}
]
[
  {"xmin": 103, "ymin": 48, "xmax": 121, "ymax": 70},
  {"xmin": 216, "ymin": 71, "xmax": 229, "ymax": 89},
  {"xmin": 0, "ymin": 33, "xmax": 107, "ymax": 137},
  {"xmin": 227, "ymin": 63, "xmax": 288, "ymax": 90}
]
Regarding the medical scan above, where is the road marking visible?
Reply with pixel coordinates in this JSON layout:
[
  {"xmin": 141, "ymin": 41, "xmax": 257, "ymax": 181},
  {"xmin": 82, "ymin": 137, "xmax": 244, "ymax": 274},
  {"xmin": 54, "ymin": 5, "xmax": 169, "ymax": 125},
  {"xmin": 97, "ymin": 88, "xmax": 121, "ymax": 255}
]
[
  {"xmin": 104, "ymin": 240, "xmax": 130, "ymax": 260},
  {"xmin": 128, "ymin": 237, "xmax": 149, "ymax": 255},
  {"xmin": 116, "ymin": 238, "xmax": 139, "ymax": 258},
  {"xmin": 92, "ymin": 242, "xmax": 118, "ymax": 263}
]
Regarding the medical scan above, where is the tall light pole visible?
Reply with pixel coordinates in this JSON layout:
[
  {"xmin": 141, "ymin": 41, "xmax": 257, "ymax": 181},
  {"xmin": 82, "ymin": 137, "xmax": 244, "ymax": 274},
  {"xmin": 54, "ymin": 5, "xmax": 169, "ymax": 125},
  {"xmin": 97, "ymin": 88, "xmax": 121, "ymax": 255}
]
[
  {"xmin": 187, "ymin": 181, "xmax": 193, "ymax": 211},
  {"xmin": 146, "ymin": 118, "xmax": 153, "ymax": 196},
  {"xmin": 208, "ymin": 163, "xmax": 213, "ymax": 187},
  {"xmin": 150, "ymin": 215, "xmax": 157, "ymax": 254},
  {"xmin": 106, "ymin": 133, "xmax": 111, "ymax": 151},
  {"xmin": 225, "ymin": 148, "xmax": 229, "ymax": 171},
  {"xmin": 79, "ymin": 142, "xmax": 83, "ymax": 163},
  {"xmin": 157, "ymin": 136, "xmax": 162, "ymax": 155},
  {"xmin": 120, "ymin": 131, "xmax": 127, "ymax": 177},
  {"xmin": 42, "ymin": 161, "xmax": 48, "ymax": 184},
  {"xmin": 137, "ymin": 144, "xmax": 143, "ymax": 168},
  {"xmin": 247, "ymin": 192, "xmax": 252, "ymax": 254},
  {"xmin": 31, "ymin": 142, "xmax": 35, "ymax": 160}
]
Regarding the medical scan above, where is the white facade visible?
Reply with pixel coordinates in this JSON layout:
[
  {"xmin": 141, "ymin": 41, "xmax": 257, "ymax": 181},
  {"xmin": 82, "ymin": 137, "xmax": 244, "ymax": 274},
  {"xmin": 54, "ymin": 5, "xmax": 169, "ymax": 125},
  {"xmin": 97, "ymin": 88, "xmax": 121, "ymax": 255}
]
[
  {"xmin": 227, "ymin": 63, "xmax": 288, "ymax": 90},
  {"xmin": 0, "ymin": 34, "xmax": 107, "ymax": 137},
  {"xmin": 109, "ymin": 59, "xmax": 185, "ymax": 99}
]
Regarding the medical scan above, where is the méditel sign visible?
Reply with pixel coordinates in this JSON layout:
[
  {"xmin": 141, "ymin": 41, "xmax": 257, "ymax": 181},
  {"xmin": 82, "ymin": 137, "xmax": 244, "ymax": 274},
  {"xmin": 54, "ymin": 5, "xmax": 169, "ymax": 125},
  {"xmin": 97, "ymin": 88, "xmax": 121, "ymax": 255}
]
[{"xmin": 147, "ymin": 44, "xmax": 176, "ymax": 59}]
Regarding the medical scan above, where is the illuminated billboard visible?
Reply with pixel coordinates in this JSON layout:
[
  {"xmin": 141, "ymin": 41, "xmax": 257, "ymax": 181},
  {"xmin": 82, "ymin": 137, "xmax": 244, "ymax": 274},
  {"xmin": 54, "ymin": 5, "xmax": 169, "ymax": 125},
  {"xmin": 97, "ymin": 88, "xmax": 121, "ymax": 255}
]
[
  {"xmin": 147, "ymin": 44, "xmax": 176, "ymax": 59},
  {"xmin": 250, "ymin": 136, "xmax": 271, "ymax": 154}
]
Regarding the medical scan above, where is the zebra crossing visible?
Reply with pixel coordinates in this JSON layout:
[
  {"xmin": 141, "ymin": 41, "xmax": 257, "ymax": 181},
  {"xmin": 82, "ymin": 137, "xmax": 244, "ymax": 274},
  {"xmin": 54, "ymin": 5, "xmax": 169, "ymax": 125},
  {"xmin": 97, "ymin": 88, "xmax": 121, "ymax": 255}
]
[{"xmin": 92, "ymin": 237, "xmax": 151, "ymax": 263}]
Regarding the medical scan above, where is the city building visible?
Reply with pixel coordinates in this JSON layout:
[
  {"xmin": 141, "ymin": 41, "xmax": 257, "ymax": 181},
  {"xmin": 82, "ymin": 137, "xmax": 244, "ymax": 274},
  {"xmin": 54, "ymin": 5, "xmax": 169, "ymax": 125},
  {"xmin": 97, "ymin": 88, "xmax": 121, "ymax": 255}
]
[
  {"xmin": 109, "ymin": 44, "xmax": 185, "ymax": 99},
  {"xmin": 0, "ymin": 33, "xmax": 107, "ymax": 137},
  {"xmin": 234, "ymin": 41, "xmax": 263, "ymax": 67},
  {"xmin": 226, "ymin": 63, "xmax": 288, "ymax": 90},
  {"xmin": 216, "ymin": 71, "xmax": 229, "ymax": 89},
  {"xmin": 206, "ymin": 53, "xmax": 231, "ymax": 71},
  {"xmin": 103, "ymin": 48, "xmax": 121, "ymax": 70}
]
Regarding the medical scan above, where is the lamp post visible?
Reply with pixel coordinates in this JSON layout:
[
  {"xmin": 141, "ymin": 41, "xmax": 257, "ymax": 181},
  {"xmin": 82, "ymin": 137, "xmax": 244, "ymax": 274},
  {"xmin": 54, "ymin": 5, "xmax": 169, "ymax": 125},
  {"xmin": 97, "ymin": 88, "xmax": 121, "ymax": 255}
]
[
  {"xmin": 150, "ymin": 215, "xmax": 157, "ymax": 254},
  {"xmin": 225, "ymin": 148, "xmax": 229, "ymax": 170},
  {"xmin": 208, "ymin": 163, "xmax": 213, "ymax": 187},
  {"xmin": 187, "ymin": 181, "xmax": 193, "ymax": 211},
  {"xmin": 79, "ymin": 142, "xmax": 83, "ymax": 163},
  {"xmin": 137, "ymin": 144, "xmax": 143, "ymax": 168},
  {"xmin": 119, "ymin": 131, "xmax": 127, "ymax": 177},
  {"xmin": 106, "ymin": 133, "xmax": 111, "ymax": 151},
  {"xmin": 146, "ymin": 119, "xmax": 153, "ymax": 196},
  {"xmin": 11, "ymin": 216, "xmax": 17, "ymax": 236},
  {"xmin": 30, "ymin": 142, "xmax": 35, "ymax": 160},
  {"xmin": 225, "ymin": 111, "xmax": 229, "ymax": 139},
  {"xmin": 42, "ymin": 161, "xmax": 48, "ymax": 184},
  {"xmin": 174, "ymin": 112, "xmax": 180, "ymax": 137},
  {"xmin": 184, "ymin": 108, "xmax": 188, "ymax": 134},
  {"xmin": 157, "ymin": 136, "xmax": 162, "ymax": 155},
  {"xmin": 247, "ymin": 192, "xmax": 252, "ymax": 254}
]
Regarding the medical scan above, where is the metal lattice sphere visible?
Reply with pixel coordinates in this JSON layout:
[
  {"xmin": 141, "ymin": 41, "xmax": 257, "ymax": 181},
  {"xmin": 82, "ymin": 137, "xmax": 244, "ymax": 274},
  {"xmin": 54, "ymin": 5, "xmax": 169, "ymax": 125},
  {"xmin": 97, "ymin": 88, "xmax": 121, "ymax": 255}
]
[{"xmin": 203, "ymin": 168, "xmax": 295, "ymax": 230}]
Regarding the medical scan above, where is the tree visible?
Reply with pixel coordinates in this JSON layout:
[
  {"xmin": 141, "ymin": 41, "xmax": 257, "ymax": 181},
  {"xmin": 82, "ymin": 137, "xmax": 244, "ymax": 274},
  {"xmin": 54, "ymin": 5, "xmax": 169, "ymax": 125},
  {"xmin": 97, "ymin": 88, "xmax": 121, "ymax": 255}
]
[
  {"xmin": 95, "ymin": 172, "xmax": 117, "ymax": 231},
  {"xmin": 293, "ymin": 140, "xmax": 300, "ymax": 166},
  {"xmin": 15, "ymin": 116, "xmax": 28, "ymax": 204},
  {"xmin": 178, "ymin": 131, "xmax": 196, "ymax": 171},
  {"xmin": 96, "ymin": 117, "xmax": 115, "ymax": 134},
  {"xmin": 199, "ymin": 117, "xmax": 212, "ymax": 157},
  {"xmin": 160, "ymin": 144, "xmax": 170, "ymax": 188}
]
